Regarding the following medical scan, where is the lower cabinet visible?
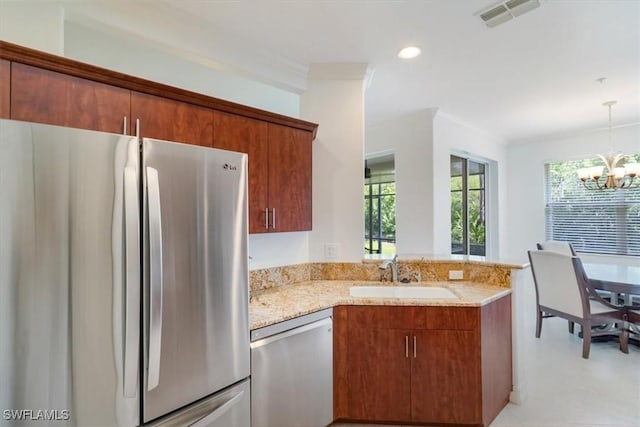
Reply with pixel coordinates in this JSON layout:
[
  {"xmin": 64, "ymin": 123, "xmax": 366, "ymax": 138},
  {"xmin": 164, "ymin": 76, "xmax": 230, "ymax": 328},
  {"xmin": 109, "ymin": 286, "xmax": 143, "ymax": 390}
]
[
  {"xmin": 345, "ymin": 326, "xmax": 411, "ymax": 421},
  {"xmin": 334, "ymin": 297, "xmax": 511, "ymax": 427},
  {"xmin": 411, "ymin": 329, "xmax": 481, "ymax": 424}
]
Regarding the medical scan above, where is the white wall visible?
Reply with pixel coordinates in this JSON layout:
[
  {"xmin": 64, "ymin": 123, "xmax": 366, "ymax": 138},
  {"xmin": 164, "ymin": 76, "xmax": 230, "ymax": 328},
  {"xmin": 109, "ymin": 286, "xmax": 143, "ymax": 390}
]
[
  {"xmin": 63, "ymin": 21, "xmax": 300, "ymax": 118},
  {"xmin": 301, "ymin": 72, "xmax": 366, "ymax": 263},
  {"xmin": 433, "ymin": 112, "xmax": 508, "ymax": 258},
  {"xmin": 505, "ymin": 123, "xmax": 640, "ymax": 264},
  {"xmin": 366, "ymin": 110, "xmax": 436, "ymax": 255},
  {"xmin": 0, "ymin": 2, "xmax": 65, "ymax": 55},
  {"xmin": 365, "ymin": 110, "xmax": 507, "ymax": 258}
]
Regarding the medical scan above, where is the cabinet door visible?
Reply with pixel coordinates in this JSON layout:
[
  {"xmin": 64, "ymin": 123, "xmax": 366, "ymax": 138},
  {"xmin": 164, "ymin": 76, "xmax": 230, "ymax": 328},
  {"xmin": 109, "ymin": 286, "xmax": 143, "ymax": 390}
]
[
  {"xmin": 213, "ymin": 111, "xmax": 269, "ymax": 234},
  {"xmin": 11, "ymin": 63, "xmax": 130, "ymax": 133},
  {"xmin": 131, "ymin": 92, "xmax": 213, "ymax": 146},
  {"xmin": 0, "ymin": 60, "xmax": 9, "ymax": 118},
  {"xmin": 346, "ymin": 326, "xmax": 411, "ymax": 422},
  {"xmin": 411, "ymin": 329, "xmax": 482, "ymax": 424},
  {"xmin": 267, "ymin": 124, "xmax": 312, "ymax": 232}
]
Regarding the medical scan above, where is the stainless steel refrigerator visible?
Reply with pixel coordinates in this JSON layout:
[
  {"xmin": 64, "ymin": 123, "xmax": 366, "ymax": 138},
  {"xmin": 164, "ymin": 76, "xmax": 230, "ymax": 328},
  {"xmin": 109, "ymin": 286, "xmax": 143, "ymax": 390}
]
[{"xmin": 0, "ymin": 119, "xmax": 250, "ymax": 426}]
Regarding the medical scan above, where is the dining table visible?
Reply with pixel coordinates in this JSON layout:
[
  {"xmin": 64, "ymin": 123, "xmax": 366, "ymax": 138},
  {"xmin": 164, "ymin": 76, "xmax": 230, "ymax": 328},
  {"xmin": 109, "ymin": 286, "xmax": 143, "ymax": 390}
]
[
  {"xmin": 583, "ymin": 261, "xmax": 640, "ymax": 350},
  {"xmin": 583, "ymin": 262, "xmax": 640, "ymax": 304}
]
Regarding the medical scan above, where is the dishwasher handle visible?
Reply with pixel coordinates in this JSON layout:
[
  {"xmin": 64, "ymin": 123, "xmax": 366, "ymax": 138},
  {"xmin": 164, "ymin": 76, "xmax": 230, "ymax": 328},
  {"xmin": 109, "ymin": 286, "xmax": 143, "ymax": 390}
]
[{"xmin": 250, "ymin": 317, "xmax": 332, "ymax": 349}]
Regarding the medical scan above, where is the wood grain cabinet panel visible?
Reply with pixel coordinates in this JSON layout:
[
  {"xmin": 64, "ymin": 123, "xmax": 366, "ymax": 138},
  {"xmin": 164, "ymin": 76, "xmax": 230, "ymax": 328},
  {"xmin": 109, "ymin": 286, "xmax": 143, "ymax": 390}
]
[
  {"xmin": 267, "ymin": 123, "xmax": 312, "ymax": 232},
  {"xmin": 213, "ymin": 116, "xmax": 312, "ymax": 233},
  {"xmin": 213, "ymin": 111, "xmax": 269, "ymax": 234},
  {"xmin": 11, "ymin": 63, "xmax": 130, "ymax": 133},
  {"xmin": 411, "ymin": 329, "xmax": 482, "ymax": 424},
  {"xmin": 0, "ymin": 60, "xmax": 9, "ymax": 118},
  {"xmin": 334, "ymin": 299, "xmax": 511, "ymax": 427},
  {"xmin": 346, "ymin": 326, "xmax": 411, "ymax": 421},
  {"xmin": 131, "ymin": 92, "xmax": 213, "ymax": 145}
]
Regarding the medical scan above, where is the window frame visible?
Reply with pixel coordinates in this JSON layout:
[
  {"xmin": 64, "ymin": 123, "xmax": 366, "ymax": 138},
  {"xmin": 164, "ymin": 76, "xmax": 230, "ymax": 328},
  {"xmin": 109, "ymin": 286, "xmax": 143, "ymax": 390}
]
[
  {"xmin": 450, "ymin": 155, "xmax": 487, "ymax": 256},
  {"xmin": 364, "ymin": 180, "xmax": 396, "ymax": 255}
]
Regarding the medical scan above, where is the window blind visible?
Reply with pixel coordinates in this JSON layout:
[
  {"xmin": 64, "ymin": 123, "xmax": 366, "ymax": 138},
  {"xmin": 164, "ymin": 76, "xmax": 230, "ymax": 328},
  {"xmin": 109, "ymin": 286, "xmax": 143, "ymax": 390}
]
[{"xmin": 544, "ymin": 157, "xmax": 640, "ymax": 256}]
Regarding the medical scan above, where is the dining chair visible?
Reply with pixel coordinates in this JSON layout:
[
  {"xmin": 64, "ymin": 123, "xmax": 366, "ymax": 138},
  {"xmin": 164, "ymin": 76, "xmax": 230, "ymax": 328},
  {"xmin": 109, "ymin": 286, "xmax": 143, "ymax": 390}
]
[
  {"xmin": 536, "ymin": 241, "xmax": 579, "ymax": 333},
  {"xmin": 528, "ymin": 250, "xmax": 626, "ymax": 359},
  {"xmin": 536, "ymin": 240, "xmax": 577, "ymax": 255},
  {"xmin": 620, "ymin": 302, "xmax": 640, "ymax": 353},
  {"xmin": 629, "ymin": 310, "xmax": 640, "ymax": 343}
]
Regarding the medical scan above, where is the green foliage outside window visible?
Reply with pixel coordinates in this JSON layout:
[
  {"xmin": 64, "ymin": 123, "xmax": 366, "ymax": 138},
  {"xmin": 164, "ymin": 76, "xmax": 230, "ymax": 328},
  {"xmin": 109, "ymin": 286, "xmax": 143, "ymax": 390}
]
[{"xmin": 451, "ymin": 156, "xmax": 486, "ymax": 255}]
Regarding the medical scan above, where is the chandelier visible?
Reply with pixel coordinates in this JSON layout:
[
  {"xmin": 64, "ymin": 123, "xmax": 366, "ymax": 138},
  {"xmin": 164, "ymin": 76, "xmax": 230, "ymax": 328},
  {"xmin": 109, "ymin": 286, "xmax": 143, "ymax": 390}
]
[{"xmin": 577, "ymin": 101, "xmax": 639, "ymax": 190}]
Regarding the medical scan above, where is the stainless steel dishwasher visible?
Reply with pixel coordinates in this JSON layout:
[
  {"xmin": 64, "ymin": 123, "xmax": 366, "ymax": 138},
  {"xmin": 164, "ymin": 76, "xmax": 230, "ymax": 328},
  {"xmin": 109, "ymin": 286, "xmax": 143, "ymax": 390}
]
[{"xmin": 250, "ymin": 308, "xmax": 333, "ymax": 427}]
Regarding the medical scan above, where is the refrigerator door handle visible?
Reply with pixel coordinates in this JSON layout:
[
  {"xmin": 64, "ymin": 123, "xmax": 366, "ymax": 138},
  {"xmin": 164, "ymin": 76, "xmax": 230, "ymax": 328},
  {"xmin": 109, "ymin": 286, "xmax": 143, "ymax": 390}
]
[
  {"xmin": 189, "ymin": 391, "xmax": 245, "ymax": 427},
  {"xmin": 123, "ymin": 166, "xmax": 140, "ymax": 398},
  {"xmin": 146, "ymin": 166, "xmax": 163, "ymax": 391}
]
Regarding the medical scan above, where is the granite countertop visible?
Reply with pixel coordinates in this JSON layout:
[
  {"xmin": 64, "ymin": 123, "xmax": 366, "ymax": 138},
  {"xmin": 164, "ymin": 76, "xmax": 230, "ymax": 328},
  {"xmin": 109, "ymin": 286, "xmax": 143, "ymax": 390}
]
[{"xmin": 249, "ymin": 280, "xmax": 511, "ymax": 330}]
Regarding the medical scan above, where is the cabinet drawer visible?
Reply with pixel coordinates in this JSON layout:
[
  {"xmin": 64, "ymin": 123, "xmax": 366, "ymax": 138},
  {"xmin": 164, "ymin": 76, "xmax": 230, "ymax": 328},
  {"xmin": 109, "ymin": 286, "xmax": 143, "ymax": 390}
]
[
  {"xmin": 347, "ymin": 306, "xmax": 426, "ymax": 330},
  {"xmin": 347, "ymin": 305, "xmax": 479, "ymax": 331},
  {"xmin": 425, "ymin": 306, "xmax": 479, "ymax": 330}
]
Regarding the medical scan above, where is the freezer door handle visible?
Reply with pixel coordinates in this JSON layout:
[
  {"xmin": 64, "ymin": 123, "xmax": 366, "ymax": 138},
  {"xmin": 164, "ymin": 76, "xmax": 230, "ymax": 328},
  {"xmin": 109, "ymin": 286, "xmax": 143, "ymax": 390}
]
[
  {"xmin": 189, "ymin": 390, "xmax": 245, "ymax": 427},
  {"xmin": 147, "ymin": 166, "xmax": 163, "ymax": 391},
  {"xmin": 123, "ymin": 165, "xmax": 140, "ymax": 398}
]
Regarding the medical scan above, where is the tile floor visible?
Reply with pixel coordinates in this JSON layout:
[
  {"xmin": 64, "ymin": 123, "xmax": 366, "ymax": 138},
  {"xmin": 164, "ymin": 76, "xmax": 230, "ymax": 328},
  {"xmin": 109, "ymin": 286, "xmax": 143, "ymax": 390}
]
[{"xmin": 332, "ymin": 282, "xmax": 640, "ymax": 427}]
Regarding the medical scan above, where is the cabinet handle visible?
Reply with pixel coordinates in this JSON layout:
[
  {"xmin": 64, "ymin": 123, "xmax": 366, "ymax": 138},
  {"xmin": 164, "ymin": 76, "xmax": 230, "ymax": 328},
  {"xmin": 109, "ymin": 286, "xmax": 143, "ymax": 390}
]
[
  {"xmin": 272, "ymin": 208, "xmax": 276, "ymax": 229},
  {"xmin": 405, "ymin": 336, "xmax": 409, "ymax": 358},
  {"xmin": 123, "ymin": 116, "xmax": 128, "ymax": 135},
  {"xmin": 265, "ymin": 208, "xmax": 269, "ymax": 229},
  {"xmin": 136, "ymin": 118, "xmax": 141, "ymax": 139},
  {"xmin": 413, "ymin": 336, "xmax": 417, "ymax": 358}
]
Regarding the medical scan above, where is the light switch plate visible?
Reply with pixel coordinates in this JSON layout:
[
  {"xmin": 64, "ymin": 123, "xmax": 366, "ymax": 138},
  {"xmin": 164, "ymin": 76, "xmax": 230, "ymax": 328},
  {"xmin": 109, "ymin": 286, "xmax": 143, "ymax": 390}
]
[{"xmin": 324, "ymin": 243, "xmax": 339, "ymax": 260}]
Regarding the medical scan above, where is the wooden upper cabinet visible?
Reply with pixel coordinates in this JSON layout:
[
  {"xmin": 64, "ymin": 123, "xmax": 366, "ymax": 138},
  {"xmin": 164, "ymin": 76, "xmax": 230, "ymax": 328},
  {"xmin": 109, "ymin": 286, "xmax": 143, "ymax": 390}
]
[
  {"xmin": 213, "ymin": 111, "xmax": 269, "ymax": 234},
  {"xmin": 213, "ymin": 115, "xmax": 313, "ymax": 234},
  {"xmin": 267, "ymin": 123, "xmax": 312, "ymax": 232},
  {"xmin": 0, "ymin": 60, "xmax": 9, "ymax": 118},
  {"xmin": 1, "ymin": 42, "xmax": 316, "ymax": 234},
  {"xmin": 131, "ymin": 92, "xmax": 213, "ymax": 145},
  {"xmin": 10, "ymin": 63, "xmax": 130, "ymax": 133}
]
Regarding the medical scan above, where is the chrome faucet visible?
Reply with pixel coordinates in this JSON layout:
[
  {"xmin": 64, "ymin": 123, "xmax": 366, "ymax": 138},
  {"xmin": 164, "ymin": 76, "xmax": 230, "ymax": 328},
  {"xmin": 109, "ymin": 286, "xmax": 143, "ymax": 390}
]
[{"xmin": 379, "ymin": 254, "xmax": 399, "ymax": 283}]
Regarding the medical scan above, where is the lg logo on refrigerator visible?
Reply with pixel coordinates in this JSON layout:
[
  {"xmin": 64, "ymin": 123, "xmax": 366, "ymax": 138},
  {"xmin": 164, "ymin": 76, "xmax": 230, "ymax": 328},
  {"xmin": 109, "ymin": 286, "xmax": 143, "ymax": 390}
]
[{"xmin": 223, "ymin": 164, "xmax": 237, "ymax": 171}]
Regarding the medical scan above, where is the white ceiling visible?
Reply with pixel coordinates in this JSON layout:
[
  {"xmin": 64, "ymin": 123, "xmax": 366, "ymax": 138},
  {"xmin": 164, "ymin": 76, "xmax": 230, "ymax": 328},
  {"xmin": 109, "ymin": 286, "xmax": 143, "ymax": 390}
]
[{"xmin": 69, "ymin": 0, "xmax": 640, "ymax": 143}]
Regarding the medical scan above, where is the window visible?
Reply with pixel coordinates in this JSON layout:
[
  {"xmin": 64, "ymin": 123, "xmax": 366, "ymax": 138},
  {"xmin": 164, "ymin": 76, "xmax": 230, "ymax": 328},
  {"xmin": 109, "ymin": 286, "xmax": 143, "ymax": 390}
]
[
  {"xmin": 451, "ymin": 155, "xmax": 486, "ymax": 256},
  {"xmin": 544, "ymin": 155, "xmax": 640, "ymax": 256},
  {"xmin": 364, "ymin": 155, "xmax": 396, "ymax": 255}
]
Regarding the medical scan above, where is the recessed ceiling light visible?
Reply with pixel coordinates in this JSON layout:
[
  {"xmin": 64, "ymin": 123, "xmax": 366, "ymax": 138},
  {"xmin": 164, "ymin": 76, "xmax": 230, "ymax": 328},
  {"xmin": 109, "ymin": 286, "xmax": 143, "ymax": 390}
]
[{"xmin": 397, "ymin": 46, "xmax": 421, "ymax": 59}]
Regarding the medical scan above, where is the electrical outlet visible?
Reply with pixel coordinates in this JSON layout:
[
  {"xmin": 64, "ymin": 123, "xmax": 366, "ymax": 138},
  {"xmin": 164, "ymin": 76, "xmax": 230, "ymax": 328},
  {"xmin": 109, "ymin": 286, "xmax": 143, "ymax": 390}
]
[
  {"xmin": 449, "ymin": 270, "xmax": 464, "ymax": 280},
  {"xmin": 324, "ymin": 243, "xmax": 339, "ymax": 260}
]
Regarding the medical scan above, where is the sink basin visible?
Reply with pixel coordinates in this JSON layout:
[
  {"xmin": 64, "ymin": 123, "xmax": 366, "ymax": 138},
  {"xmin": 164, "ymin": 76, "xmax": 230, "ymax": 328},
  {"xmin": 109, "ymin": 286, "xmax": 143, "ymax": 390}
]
[{"xmin": 349, "ymin": 286, "xmax": 458, "ymax": 299}]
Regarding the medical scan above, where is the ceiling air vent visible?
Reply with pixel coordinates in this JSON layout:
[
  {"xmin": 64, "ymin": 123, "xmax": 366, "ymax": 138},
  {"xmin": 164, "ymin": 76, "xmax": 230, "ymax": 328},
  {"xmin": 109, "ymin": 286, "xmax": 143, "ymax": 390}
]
[{"xmin": 477, "ymin": 0, "xmax": 541, "ymax": 28}]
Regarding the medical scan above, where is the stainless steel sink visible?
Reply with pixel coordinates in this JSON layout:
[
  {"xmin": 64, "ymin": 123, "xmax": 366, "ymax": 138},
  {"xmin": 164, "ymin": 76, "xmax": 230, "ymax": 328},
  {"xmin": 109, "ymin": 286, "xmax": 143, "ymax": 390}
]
[{"xmin": 349, "ymin": 286, "xmax": 458, "ymax": 299}]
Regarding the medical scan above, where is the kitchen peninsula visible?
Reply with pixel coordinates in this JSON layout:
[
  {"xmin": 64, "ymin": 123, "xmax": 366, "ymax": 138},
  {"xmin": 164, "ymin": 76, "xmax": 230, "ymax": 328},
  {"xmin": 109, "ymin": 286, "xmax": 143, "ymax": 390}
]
[{"xmin": 248, "ymin": 256, "xmax": 529, "ymax": 427}]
